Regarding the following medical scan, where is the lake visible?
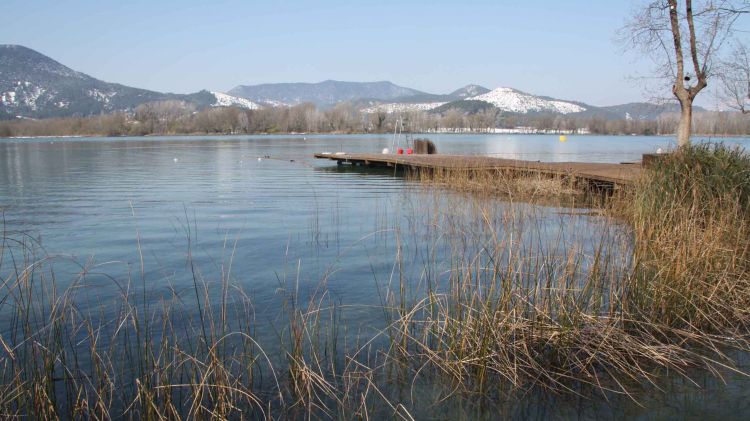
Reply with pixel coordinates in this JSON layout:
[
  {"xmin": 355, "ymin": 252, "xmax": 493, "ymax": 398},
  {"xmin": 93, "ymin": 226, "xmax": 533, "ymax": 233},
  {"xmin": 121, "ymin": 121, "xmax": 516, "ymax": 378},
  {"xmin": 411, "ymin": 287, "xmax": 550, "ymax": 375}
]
[{"xmin": 1, "ymin": 133, "xmax": 750, "ymax": 419}]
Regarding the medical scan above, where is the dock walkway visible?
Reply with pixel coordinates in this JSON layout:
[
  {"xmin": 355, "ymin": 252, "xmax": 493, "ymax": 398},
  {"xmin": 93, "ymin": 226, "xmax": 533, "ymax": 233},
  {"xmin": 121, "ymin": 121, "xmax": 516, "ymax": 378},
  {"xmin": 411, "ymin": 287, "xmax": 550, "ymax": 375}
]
[{"xmin": 314, "ymin": 153, "xmax": 643, "ymax": 187}]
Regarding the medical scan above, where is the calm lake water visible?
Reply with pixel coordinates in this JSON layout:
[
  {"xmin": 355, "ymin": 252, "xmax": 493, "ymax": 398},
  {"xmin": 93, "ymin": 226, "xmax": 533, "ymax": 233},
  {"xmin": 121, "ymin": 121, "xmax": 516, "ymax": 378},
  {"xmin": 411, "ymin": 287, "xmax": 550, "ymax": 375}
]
[{"xmin": 1, "ymin": 133, "xmax": 750, "ymax": 418}]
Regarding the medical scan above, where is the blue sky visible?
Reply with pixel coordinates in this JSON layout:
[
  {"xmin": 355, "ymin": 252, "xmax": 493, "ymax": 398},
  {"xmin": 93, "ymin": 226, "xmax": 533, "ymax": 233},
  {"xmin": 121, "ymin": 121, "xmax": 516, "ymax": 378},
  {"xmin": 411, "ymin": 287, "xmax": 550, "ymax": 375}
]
[{"xmin": 0, "ymin": 0, "xmax": 712, "ymax": 106}]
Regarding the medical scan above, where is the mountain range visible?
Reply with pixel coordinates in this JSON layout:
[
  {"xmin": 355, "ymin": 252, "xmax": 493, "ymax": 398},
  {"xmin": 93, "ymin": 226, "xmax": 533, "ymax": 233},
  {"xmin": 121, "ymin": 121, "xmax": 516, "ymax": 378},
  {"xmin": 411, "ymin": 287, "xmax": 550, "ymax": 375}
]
[
  {"xmin": 0, "ymin": 45, "xmax": 257, "ymax": 119},
  {"xmin": 228, "ymin": 80, "xmax": 423, "ymax": 107},
  {"xmin": 1, "ymin": 45, "xmax": 695, "ymax": 121}
]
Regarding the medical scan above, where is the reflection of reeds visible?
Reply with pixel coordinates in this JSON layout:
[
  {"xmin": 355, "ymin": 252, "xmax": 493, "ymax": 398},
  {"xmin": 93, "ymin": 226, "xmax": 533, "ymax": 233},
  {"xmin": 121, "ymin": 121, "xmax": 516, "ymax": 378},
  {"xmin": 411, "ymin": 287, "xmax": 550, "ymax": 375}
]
[{"xmin": 0, "ymin": 144, "xmax": 749, "ymax": 418}]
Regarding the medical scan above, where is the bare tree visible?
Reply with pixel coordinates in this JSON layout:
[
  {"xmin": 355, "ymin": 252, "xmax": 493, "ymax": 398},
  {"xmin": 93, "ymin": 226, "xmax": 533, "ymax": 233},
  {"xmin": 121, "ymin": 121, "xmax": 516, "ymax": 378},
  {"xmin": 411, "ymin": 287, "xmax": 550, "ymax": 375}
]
[
  {"xmin": 719, "ymin": 41, "xmax": 750, "ymax": 112},
  {"xmin": 622, "ymin": 0, "xmax": 747, "ymax": 146},
  {"xmin": 375, "ymin": 111, "xmax": 387, "ymax": 132}
]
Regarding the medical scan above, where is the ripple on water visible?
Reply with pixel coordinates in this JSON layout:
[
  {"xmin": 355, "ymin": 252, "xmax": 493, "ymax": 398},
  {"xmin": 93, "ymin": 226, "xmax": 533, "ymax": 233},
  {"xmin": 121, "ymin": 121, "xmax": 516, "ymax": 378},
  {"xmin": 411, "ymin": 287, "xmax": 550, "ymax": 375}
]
[{"xmin": 2, "ymin": 134, "xmax": 750, "ymax": 416}]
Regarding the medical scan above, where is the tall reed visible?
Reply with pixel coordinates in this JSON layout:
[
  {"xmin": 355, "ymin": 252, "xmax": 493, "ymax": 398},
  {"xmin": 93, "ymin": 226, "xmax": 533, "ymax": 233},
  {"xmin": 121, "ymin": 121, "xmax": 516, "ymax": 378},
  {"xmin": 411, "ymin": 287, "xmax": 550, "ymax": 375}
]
[
  {"xmin": 384, "ymin": 144, "xmax": 750, "ymax": 399},
  {"xmin": 623, "ymin": 143, "xmax": 750, "ymax": 334},
  {"xmin": 1, "ymin": 143, "xmax": 749, "ymax": 418}
]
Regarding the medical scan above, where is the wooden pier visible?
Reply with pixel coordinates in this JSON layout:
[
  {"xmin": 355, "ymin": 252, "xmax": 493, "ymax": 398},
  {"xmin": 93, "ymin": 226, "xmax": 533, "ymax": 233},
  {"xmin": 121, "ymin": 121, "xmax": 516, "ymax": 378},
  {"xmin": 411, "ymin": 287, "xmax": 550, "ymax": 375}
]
[{"xmin": 314, "ymin": 153, "xmax": 643, "ymax": 187}]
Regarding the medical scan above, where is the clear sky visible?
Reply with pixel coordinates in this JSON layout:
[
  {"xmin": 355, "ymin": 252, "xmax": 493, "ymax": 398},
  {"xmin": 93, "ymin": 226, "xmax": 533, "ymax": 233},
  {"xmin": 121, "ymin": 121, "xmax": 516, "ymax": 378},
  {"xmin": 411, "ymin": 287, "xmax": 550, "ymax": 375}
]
[{"xmin": 0, "ymin": 0, "xmax": 713, "ymax": 106}]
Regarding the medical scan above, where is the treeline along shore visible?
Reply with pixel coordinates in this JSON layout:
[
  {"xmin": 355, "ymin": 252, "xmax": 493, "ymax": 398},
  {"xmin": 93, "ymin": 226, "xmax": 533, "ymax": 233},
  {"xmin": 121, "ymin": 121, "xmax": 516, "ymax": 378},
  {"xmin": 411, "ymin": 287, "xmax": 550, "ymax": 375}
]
[{"xmin": 2, "ymin": 100, "xmax": 750, "ymax": 138}]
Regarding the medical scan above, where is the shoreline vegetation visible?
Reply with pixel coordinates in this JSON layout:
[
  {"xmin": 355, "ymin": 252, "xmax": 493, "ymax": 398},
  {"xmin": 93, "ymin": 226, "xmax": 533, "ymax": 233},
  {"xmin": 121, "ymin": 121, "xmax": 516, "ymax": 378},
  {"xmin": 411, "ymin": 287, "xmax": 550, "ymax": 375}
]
[
  {"xmin": 1, "ymin": 143, "xmax": 749, "ymax": 418},
  {"xmin": 2, "ymin": 100, "xmax": 750, "ymax": 138},
  {"xmin": 5, "ymin": 131, "xmax": 750, "ymax": 140},
  {"xmin": 6, "ymin": 132, "xmax": 749, "ymax": 141}
]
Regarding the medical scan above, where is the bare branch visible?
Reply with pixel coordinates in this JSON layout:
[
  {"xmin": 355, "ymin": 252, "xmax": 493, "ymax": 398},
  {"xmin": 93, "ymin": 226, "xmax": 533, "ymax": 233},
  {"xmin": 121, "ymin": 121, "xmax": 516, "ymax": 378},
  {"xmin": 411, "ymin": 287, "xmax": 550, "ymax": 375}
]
[{"xmin": 620, "ymin": 0, "xmax": 747, "ymax": 144}]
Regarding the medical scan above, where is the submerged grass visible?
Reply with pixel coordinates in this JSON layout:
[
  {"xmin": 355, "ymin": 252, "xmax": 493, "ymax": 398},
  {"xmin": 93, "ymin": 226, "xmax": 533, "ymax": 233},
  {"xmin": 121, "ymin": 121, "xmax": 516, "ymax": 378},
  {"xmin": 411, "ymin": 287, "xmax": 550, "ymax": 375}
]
[{"xmin": 1, "ymin": 143, "xmax": 749, "ymax": 419}]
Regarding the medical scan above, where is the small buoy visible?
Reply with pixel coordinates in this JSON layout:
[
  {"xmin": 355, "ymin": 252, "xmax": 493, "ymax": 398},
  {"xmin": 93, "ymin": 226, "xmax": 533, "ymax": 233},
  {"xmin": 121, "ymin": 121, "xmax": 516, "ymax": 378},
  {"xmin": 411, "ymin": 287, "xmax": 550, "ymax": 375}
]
[
  {"xmin": 382, "ymin": 148, "xmax": 389, "ymax": 154},
  {"xmin": 257, "ymin": 157, "xmax": 262, "ymax": 161},
  {"xmin": 173, "ymin": 158, "xmax": 179, "ymax": 162},
  {"xmin": 656, "ymin": 147, "xmax": 663, "ymax": 154},
  {"xmin": 397, "ymin": 148, "xmax": 404, "ymax": 155},
  {"xmin": 406, "ymin": 148, "xmax": 413, "ymax": 155},
  {"xmin": 559, "ymin": 135, "xmax": 567, "ymax": 142}
]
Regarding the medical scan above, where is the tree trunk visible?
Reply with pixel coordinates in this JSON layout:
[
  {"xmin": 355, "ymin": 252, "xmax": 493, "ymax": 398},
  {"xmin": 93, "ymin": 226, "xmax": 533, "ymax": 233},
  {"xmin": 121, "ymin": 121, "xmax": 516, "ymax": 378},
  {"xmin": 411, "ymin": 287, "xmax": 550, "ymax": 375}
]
[{"xmin": 676, "ymin": 98, "xmax": 693, "ymax": 147}]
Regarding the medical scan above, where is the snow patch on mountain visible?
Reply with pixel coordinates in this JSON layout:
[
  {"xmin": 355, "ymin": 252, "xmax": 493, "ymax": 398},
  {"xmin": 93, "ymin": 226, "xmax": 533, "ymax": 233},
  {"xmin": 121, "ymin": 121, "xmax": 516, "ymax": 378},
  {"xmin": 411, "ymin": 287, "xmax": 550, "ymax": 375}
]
[
  {"xmin": 460, "ymin": 85, "xmax": 483, "ymax": 97},
  {"xmin": 467, "ymin": 88, "xmax": 585, "ymax": 114},
  {"xmin": 87, "ymin": 89, "xmax": 117, "ymax": 104},
  {"xmin": 24, "ymin": 86, "xmax": 46, "ymax": 110},
  {"xmin": 261, "ymin": 100, "xmax": 292, "ymax": 108},
  {"xmin": 2, "ymin": 91, "xmax": 17, "ymax": 106},
  {"xmin": 2, "ymin": 84, "xmax": 48, "ymax": 110},
  {"xmin": 211, "ymin": 91, "xmax": 260, "ymax": 109},
  {"xmin": 362, "ymin": 102, "xmax": 447, "ymax": 113},
  {"xmin": 453, "ymin": 85, "xmax": 488, "ymax": 98}
]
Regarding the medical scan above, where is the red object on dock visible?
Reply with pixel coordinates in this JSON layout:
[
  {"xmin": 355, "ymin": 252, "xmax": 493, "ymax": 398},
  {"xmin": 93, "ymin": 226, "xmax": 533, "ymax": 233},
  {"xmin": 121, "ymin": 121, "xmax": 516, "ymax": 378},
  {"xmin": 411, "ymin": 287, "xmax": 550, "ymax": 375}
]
[
  {"xmin": 406, "ymin": 148, "xmax": 413, "ymax": 155},
  {"xmin": 397, "ymin": 148, "xmax": 404, "ymax": 155}
]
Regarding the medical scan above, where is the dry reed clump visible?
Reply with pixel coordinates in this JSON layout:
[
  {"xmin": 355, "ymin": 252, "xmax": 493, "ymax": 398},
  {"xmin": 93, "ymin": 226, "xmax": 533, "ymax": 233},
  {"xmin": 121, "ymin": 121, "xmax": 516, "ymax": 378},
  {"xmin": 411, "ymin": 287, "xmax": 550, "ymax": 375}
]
[
  {"xmin": 385, "ymin": 144, "xmax": 750, "ymax": 398},
  {"xmin": 0, "ymin": 226, "xmax": 283, "ymax": 419},
  {"xmin": 623, "ymin": 143, "xmax": 750, "ymax": 333},
  {"xmin": 409, "ymin": 167, "xmax": 581, "ymax": 201},
  {"xmin": 0, "ymin": 230, "xmax": 412, "ymax": 420},
  {"xmin": 379, "ymin": 197, "xmax": 731, "ymax": 399}
]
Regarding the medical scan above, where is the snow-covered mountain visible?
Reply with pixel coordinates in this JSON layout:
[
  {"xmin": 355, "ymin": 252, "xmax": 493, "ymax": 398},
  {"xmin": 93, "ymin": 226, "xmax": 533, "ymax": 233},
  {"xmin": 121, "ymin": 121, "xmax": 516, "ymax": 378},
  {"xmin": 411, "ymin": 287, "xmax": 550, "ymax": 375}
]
[
  {"xmin": 210, "ymin": 91, "xmax": 260, "ymax": 109},
  {"xmin": 362, "ymin": 86, "xmax": 587, "ymax": 115},
  {"xmin": 0, "ymin": 45, "xmax": 230, "ymax": 119},
  {"xmin": 466, "ymin": 87, "xmax": 586, "ymax": 114},
  {"xmin": 0, "ymin": 45, "xmax": 695, "ymax": 121}
]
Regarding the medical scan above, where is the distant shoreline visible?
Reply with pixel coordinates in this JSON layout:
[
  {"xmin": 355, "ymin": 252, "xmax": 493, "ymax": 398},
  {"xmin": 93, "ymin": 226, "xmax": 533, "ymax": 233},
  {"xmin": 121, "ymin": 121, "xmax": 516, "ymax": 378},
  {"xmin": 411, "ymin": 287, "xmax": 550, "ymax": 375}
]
[{"xmin": 2, "ymin": 132, "xmax": 749, "ymax": 140}]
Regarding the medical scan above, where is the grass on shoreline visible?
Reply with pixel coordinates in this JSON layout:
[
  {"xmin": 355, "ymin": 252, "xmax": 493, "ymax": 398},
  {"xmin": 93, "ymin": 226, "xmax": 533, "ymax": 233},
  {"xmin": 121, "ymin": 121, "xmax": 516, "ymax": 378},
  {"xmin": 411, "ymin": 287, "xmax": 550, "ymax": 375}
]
[
  {"xmin": 0, "ymin": 143, "xmax": 749, "ymax": 419},
  {"xmin": 393, "ymin": 144, "xmax": 750, "ymax": 392},
  {"xmin": 409, "ymin": 167, "xmax": 583, "ymax": 200}
]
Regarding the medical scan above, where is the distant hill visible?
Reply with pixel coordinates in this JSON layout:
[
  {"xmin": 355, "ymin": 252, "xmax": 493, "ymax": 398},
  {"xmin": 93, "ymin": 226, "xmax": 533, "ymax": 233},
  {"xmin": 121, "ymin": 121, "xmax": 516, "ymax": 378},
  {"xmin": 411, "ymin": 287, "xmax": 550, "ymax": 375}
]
[
  {"xmin": 228, "ymin": 80, "xmax": 425, "ymax": 107},
  {"xmin": 373, "ymin": 86, "xmax": 587, "ymax": 116},
  {"xmin": 431, "ymin": 100, "xmax": 496, "ymax": 114},
  {"xmin": 367, "ymin": 84, "xmax": 491, "ymax": 106},
  {"xmin": 448, "ymin": 84, "xmax": 490, "ymax": 99},
  {"xmin": 0, "ymin": 45, "xmax": 254, "ymax": 119},
  {"xmin": 0, "ymin": 45, "xmax": 709, "ymax": 122},
  {"xmin": 210, "ymin": 91, "xmax": 260, "ymax": 109},
  {"xmin": 465, "ymin": 87, "xmax": 586, "ymax": 114},
  {"xmin": 591, "ymin": 102, "xmax": 702, "ymax": 120},
  {"xmin": 421, "ymin": 92, "xmax": 702, "ymax": 120}
]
